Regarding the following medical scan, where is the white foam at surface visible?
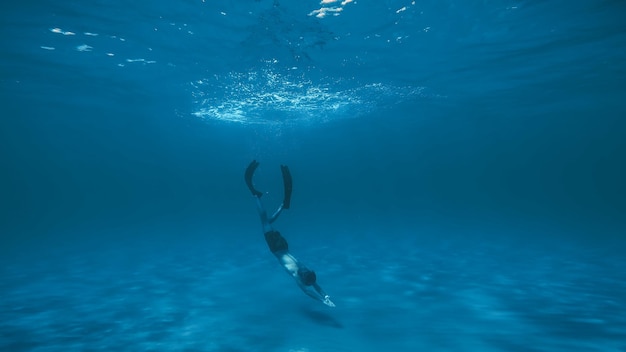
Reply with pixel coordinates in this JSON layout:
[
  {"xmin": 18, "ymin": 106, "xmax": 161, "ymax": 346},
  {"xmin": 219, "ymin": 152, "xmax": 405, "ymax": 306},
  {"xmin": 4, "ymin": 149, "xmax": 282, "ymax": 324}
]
[{"xmin": 191, "ymin": 67, "xmax": 425, "ymax": 126}]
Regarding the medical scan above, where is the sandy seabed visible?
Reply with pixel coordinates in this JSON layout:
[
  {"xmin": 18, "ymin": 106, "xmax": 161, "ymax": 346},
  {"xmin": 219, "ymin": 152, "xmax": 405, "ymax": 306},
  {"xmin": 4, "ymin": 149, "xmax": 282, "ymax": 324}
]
[{"xmin": 1, "ymin": 232, "xmax": 625, "ymax": 351}]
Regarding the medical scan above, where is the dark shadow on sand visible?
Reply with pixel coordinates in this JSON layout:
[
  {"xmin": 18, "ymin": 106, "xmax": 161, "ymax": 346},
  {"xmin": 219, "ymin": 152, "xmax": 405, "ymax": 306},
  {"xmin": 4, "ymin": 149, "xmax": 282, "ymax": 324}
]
[{"xmin": 299, "ymin": 306, "xmax": 344, "ymax": 328}]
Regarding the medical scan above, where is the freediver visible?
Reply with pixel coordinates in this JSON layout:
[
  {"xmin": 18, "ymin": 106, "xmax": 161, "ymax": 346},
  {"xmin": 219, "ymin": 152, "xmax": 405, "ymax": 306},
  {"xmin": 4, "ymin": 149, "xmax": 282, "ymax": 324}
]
[{"xmin": 244, "ymin": 160, "xmax": 335, "ymax": 307}]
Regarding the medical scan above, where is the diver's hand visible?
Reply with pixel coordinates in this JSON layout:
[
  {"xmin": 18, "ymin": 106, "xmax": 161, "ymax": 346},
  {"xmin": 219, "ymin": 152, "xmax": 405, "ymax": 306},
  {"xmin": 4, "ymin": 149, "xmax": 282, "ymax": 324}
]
[
  {"xmin": 301, "ymin": 282, "xmax": 335, "ymax": 307},
  {"xmin": 323, "ymin": 295, "xmax": 336, "ymax": 307}
]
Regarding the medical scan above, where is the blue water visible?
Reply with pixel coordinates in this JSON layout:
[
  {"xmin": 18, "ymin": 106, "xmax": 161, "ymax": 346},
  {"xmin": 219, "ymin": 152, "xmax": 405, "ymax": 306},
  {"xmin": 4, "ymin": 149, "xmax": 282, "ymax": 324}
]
[{"xmin": 1, "ymin": 0, "xmax": 626, "ymax": 351}]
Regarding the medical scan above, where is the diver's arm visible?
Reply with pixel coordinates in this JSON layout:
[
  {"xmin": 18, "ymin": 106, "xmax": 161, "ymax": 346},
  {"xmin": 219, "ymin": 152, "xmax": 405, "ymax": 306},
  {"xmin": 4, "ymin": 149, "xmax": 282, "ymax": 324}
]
[
  {"xmin": 298, "ymin": 282, "xmax": 335, "ymax": 307},
  {"xmin": 313, "ymin": 283, "xmax": 335, "ymax": 307},
  {"xmin": 278, "ymin": 253, "xmax": 335, "ymax": 307}
]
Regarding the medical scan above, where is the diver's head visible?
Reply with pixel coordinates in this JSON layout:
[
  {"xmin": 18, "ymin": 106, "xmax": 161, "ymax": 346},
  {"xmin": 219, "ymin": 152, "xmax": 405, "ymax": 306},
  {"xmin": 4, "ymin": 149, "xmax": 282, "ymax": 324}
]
[{"xmin": 298, "ymin": 267, "xmax": 317, "ymax": 286}]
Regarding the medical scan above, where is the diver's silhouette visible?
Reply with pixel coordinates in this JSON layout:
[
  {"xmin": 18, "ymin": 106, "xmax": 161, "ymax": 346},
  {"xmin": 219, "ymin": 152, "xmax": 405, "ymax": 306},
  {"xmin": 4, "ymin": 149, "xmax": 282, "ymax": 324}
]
[{"xmin": 245, "ymin": 160, "xmax": 335, "ymax": 307}]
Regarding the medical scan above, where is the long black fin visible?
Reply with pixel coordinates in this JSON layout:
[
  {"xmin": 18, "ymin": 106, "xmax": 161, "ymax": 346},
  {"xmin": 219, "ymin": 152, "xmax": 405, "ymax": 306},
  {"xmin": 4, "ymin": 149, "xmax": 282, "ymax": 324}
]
[
  {"xmin": 245, "ymin": 160, "xmax": 263, "ymax": 197},
  {"xmin": 281, "ymin": 165, "xmax": 292, "ymax": 209}
]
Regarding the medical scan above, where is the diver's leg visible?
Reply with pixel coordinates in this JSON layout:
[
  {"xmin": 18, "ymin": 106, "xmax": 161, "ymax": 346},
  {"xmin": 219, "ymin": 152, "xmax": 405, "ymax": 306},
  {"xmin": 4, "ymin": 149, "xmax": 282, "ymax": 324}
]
[
  {"xmin": 256, "ymin": 197, "xmax": 273, "ymax": 233},
  {"xmin": 269, "ymin": 204, "xmax": 283, "ymax": 224},
  {"xmin": 246, "ymin": 160, "xmax": 272, "ymax": 232},
  {"xmin": 269, "ymin": 164, "xmax": 292, "ymax": 223}
]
